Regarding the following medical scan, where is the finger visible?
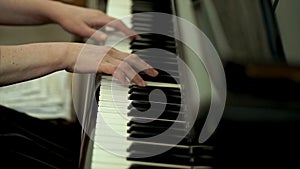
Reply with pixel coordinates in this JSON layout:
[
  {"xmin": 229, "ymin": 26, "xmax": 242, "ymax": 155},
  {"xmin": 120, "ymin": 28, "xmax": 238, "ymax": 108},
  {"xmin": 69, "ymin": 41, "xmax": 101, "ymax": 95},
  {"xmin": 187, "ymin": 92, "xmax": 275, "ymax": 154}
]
[
  {"xmin": 103, "ymin": 57, "xmax": 129, "ymax": 85},
  {"xmin": 99, "ymin": 62, "xmax": 117, "ymax": 75},
  {"xmin": 117, "ymin": 61, "xmax": 146, "ymax": 87},
  {"xmin": 109, "ymin": 20, "xmax": 138, "ymax": 38},
  {"xmin": 113, "ymin": 69, "xmax": 129, "ymax": 86},
  {"xmin": 124, "ymin": 54, "xmax": 159, "ymax": 77},
  {"xmin": 91, "ymin": 30, "xmax": 108, "ymax": 41},
  {"xmin": 101, "ymin": 57, "xmax": 146, "ymax": 87},
  {"xmin": 102, "ymin": 16, "xmax": 138, "ymax": 39},
  {"xmin": 109, "ymin": 50, "xmax": 158, "ymax": 77},
  {"xmin": 80, "ymin": 24, "xmax": 108, "ymax": 41}
]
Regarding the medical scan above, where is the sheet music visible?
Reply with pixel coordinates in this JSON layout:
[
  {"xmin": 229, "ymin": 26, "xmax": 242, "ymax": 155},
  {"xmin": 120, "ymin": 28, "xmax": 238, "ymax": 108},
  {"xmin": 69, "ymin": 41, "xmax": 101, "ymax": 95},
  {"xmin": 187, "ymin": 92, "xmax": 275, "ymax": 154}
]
[{"xmin": 0, "ymin": 71, "xmax": 72, "ymax": 120}]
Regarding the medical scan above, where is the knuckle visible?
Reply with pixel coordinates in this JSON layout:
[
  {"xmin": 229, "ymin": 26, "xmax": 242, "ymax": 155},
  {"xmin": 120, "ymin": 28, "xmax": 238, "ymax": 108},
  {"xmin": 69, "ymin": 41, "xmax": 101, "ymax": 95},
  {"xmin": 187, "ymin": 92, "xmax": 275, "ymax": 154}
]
[
  {"xmin": 120, "ymin": 62, "xmax": 131, "ymax": 71},
  {"xmin": 127, "ymin": 54, "xmax": 139, "ymax": 60},
  {"xmin": 104, "ymin": 46, "xmax": 114, "ymax": 55},
  {"xmin": 105, "ymin": 64, "xmax": 117, "ymax": 74}
]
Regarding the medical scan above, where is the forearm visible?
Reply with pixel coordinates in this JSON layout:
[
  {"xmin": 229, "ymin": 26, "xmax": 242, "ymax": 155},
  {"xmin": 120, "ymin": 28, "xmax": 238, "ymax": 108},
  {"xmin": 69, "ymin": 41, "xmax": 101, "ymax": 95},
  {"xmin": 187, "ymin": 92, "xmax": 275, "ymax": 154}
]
[
  {"xmin": 0, "ymin": 43, "xmax": 157, "ymax": 87},
  {"xmin": 0, "ymin": 43, "xmax": 71, "ymax": 86},
  {"xmin": 0, "ymin": 0, "xmax": 64, "ymax": 25}
]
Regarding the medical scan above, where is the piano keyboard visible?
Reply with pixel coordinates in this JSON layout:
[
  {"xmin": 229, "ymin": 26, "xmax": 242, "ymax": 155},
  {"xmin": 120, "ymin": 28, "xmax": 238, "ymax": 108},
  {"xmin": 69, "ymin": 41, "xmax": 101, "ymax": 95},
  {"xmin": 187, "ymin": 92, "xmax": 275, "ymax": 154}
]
[{"xmin": 90, "ymin": 0, "xmax": 213, "ymax": 168}]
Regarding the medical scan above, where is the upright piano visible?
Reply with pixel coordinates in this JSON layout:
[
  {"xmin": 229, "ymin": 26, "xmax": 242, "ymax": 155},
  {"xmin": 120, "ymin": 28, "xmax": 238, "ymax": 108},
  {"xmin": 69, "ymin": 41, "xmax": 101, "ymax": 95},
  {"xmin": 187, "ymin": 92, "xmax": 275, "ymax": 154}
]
[{"xmin": 74, "ymin": 0, "xmax": 300, "ymax": 168}]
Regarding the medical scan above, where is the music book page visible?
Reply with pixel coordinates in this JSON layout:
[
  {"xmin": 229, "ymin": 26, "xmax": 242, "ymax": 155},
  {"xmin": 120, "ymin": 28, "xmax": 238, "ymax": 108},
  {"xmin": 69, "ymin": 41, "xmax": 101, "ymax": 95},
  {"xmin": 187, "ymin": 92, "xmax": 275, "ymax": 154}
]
[{"xmin": 0, "ymin": 71, "xmax": 72, "ymax": 120}]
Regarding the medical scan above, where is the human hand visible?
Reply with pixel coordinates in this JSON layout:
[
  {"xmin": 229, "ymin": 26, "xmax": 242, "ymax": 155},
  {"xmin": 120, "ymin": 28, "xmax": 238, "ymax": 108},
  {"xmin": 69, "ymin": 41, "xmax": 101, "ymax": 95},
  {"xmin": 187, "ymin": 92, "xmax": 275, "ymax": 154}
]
[
  {"xmin": 65, "ymin": 43, "xmax": 158, "ymax": 86},
  {"xmin": 47, "ymin": 2, "xmax": 136, "ymax": 41}
]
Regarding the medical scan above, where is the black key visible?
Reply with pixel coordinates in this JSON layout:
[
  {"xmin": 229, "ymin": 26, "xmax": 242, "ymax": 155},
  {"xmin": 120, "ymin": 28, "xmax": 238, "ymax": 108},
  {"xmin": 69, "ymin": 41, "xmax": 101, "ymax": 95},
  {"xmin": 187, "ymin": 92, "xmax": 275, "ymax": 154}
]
[
  {"xmin": 138, "ymin": 57, "xmax": 178, "ymax": 66},
  {"xmin": 131, "ymin": 13, "xmax": 155, "ymax": 19},
  {"xmin": 132, "ymin": 23, "xmax": 174, "ymax": 33},
  {"xmin": 139, "ymin": 73, "xmax": 179, "ymax": 84},
  {"xmin": 132, "ymin": 14, "xmax": 173, "ymax": 22},
  {"xmin": 138, "ymin": 34, "xmax": 175, "ymax": 42},
  {"xmin": 130, "ymin": 42, "xmax": 176, "ymax": 53},
  {"xmin": 132, "ymin": 0, "xmax": 173, "ymax": 14},
  {"xmin": 128, "ymin": 91, "xmax": 181, "ymax": 104},
  {"xmin": 128, "ymin": 123, "xmax": 186, "ymax": 136},
  {"xmin": 130, "ymin": 41, "xmax": 176, "ymax": 51},
  {"xmin": 127, "ymin": 152, "xmax": 213, "ymax": 166},
  {"xmin": 128, "ymin": 118, "xmax": 186, "ymax": 129},
  {"xmin": 137, "ymin": 60, "xmax": 179, "ymax": 71},
  {"xmin": 128, "ymin": 108, "xmax": 184, "ymax": 121},
  {"xmin": 131, "ymin": 17, "xmax": 173, "ymax": 25},
  {"xmin": 128, "ymin": 87, "xmax": 181, "ymax": 96},
  {"xmin": 138, "ymin": 54, "xmax": 178, "ymax": 63},
  {"xmin": 128, "ymin": 143, "xmax": 214, "ymax": 157},
  {"xmin": 140, "ymin": 69, "xmax": 179, "ymax": 79},
  {"xmin": 127, "ymin": 119, "xmax": 185, "ymax": 132},
  {"xmin": 128, "ymin": 131, "xmax": 190, "ymax": 145},
  {"xmin": 134, "ymin": 48, "xmax": 177, "ymax": 57},
  {"xmin": 128, "ymin": 87, "xmax": 181, "ymax": 99},
  {"xmin": 130, "ymin": 38, "xmax": 176, "ymax": 46},
  {"xmin": 128, "ymin": 143, "xmax": 189, "ymax": 156},
  {"xmin": 132, "ymin": 5, "xmax": 155, "ymax": 13},
  {"xmin": 130, "ymin": 39, "xmax": 175, "ymax": 47},
  {"xmin": 128, "ymin": 131, "xmax": 196, "ymax": 146},
  {"xmin": 132, "ymin": 5, "xmax": 172, "ymax": 14},
  {"xmin": 128, "ymin": 101, "xmax": 181, "ymax": 112},
  {"xmin": 138, "ymin": 68, "xmax": 180, "ymax": 84},
  {"xmin": 129, "ymin": 164, "xmax": 171, "ymax": 169},
  {"xmin": 128, "ymin": 102, "xmax": 181, "ymax": 116},
  {"xmin": 137, "ymin": 54, "xmax": 177, "ymax": 61}
]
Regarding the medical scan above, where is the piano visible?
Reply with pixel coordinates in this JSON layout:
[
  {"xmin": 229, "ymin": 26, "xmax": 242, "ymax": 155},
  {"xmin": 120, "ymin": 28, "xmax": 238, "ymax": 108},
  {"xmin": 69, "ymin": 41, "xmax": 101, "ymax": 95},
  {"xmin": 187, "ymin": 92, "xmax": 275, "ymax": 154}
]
[
  {"xmin": 73, "ymin": 0, "xmax": 224, "ymax": 168},
  {"xmin": 74, "ymin": 0, "xmax": 300, "ymax": 168}
]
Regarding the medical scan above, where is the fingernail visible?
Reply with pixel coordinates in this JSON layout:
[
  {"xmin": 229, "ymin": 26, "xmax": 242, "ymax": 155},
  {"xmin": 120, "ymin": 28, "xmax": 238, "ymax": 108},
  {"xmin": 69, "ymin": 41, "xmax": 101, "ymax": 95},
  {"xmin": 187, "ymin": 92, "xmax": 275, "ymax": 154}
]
[
  {"xmin": 100, "ymin": 34, "xmax": 107, "ymax": 41},
  {"xmin": 151, "ymin": 69, "xmax": 159, "ymax": 77},
  {"xmin": 139, "ymin": 81, "xmax": 146, "ymax": 87},
  {"xmin": 130, "ymin": 35, "xmax": 138, "ymax": 39}
]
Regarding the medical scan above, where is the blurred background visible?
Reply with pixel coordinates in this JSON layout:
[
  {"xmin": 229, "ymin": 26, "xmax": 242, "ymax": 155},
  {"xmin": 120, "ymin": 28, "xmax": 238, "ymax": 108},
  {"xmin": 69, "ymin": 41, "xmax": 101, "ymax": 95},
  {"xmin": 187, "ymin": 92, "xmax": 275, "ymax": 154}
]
[{"xmin": 192, "ymin": 0, "xmax": 300, "ymax": 168}]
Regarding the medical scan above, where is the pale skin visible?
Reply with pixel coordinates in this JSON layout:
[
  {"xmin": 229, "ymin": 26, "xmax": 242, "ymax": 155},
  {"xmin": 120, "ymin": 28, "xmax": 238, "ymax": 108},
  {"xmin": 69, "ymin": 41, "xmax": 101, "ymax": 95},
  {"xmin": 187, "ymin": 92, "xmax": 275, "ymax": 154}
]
[{"xmin": 0, "ymin": 0, "xmax": 158, "ymax": 87}]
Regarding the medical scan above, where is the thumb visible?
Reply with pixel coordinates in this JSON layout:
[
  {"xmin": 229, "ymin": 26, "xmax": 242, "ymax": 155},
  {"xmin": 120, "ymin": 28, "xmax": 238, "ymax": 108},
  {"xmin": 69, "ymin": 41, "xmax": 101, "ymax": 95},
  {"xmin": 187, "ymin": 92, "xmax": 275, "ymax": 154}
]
[{"xmin": 90, "ymin": 29, "xmax": 108, "ymax": 42}]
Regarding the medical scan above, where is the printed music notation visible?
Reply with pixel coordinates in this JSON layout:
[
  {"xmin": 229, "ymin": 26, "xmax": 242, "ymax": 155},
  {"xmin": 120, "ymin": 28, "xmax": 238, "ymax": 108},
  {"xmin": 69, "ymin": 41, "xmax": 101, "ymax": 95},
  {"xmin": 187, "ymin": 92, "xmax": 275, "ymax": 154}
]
[{"xmin": 0, "ymin": 71, "xmax": 72, "ymax": 120}]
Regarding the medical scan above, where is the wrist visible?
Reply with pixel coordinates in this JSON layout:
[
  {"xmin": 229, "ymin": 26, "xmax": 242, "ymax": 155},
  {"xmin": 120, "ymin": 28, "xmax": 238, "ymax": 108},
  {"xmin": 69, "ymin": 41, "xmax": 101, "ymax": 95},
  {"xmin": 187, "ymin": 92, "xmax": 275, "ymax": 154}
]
[
  {"xmin": 41, "ymin": 0, "xmax": 66, "ymax": 24},
  {"xmin": 64, "ymin": 43, "xmax": 84, "ymax": 72}
]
